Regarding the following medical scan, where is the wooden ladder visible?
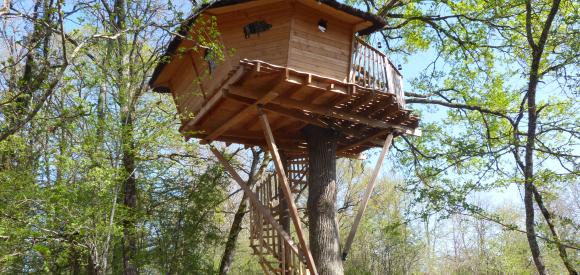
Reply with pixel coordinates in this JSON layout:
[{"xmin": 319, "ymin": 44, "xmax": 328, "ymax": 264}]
[{"xmin": 249, "ymin": 156, "xmax": 310, "ymax": 275}]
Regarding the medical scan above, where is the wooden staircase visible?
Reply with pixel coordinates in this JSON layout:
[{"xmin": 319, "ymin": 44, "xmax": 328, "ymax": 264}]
[
  {"xmin": 249, "ymin": 157, "xmax": 310, "ymax": 274},
  {"xmin": 287, "ymin": 157, "xmax": 308, "ymax": 195}
]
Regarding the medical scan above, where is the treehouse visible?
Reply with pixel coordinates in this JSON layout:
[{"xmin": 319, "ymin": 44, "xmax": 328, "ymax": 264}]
[
  {"xmin": 150, "ymin": 0, "xmax": 420, "ymax": 274},
  {"xmin": 150, "ymin": 0, "xmax": 420, "ymax": 158}
]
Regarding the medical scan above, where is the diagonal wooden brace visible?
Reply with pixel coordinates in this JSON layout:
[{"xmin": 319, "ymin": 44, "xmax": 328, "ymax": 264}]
[
  {"xmin": 342, "ymin": 134, "xmax": 394, "ymax": 261},
  {"xmin": 209, "ymin": 145, "xmax": 303, "ymax": 259},
  {"xmin": 257, "ymin": 108, "xmax": 319, "ymax": 275}
]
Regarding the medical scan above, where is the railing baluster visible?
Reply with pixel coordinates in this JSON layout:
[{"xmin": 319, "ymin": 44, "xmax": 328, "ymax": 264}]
[
  {"xmin": 371, "ymin": 49, "xmax": 375, "ymax": 89},
  {"xmin": 361, "ymin": 44, "xmax": 364, "ymax": 86},
  {"xmin": 377, "ymin": 53, "xmax": 380, "ymax": 90},
  {"xmin": 356, "ymin": 41, "xmax": 364, "ymax": 85},
  {"xmin": 353, "ymin": 40, "xmax": 359, "ymax": 83},
  {"xmin": 349, "ymin": 37, "xmax": 403, "ymax": 102}
]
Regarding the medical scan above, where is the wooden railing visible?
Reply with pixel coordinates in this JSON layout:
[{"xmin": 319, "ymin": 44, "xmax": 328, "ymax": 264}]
[{"xmin": 349, "ymin": 37, "xmax": 405, "ymax": 107}]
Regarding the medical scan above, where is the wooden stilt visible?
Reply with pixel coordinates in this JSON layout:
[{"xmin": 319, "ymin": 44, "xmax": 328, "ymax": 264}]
[
  {"xmin": 209, "ymin": 146, "xmax": 303, "ymax": 259},
  {"xmin": 257, "ymin": 108, "xmax": 318, "ymax": 275},
  {"xmin": 342, "ymin": 133, "xmax": 394, "ymax": 260}
]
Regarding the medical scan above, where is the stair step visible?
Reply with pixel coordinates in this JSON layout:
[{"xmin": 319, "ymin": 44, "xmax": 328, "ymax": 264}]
[
  {"xmin": 288, "ymin": 158, "xmax": 308, "ymax": 163},
  {"xmin": 287, "ymin": 169, "xmax": 306, "ymax": 173}
]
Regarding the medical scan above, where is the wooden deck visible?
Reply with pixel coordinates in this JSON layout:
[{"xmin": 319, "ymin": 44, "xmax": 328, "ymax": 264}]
[{"xmin": 183, "ymin": 59, "xmax": 420, "ymax": 158}]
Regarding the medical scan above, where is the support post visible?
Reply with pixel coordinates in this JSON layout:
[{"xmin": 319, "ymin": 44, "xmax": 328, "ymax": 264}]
[
  {"xmin": 279, "ymin": 154, "xmax": 292, "ymax": 275},
  {"xmin": 342, "ymin": 134, "xmax": 394, "ymax": 261},
  {"xmin": 209, "ymin": 145, "xmax": 303, "ymax": 258},
  {"xmin": 257, "ymin": 108, "xmax": 318, "ymax": 275}
]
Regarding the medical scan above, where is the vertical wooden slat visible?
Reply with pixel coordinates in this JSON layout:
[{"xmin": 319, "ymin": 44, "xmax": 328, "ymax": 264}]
[
  {"xmin": 370, "ymin": 48, "xmax": 374, "ymax": 89},
  {"xmin": 362, "ymin": 43, "xmax": 367, "ymax": 87},
  {"xmin": 347, "ymin": 35, "xmax": 357, "ymax": 83},
  {"xmin": 356, "ymin": 40, "xmax": 364, "ymax": 85},
  {"xmin": 373, "ymin": 49, "xmax": 378, "ymax": 90}
]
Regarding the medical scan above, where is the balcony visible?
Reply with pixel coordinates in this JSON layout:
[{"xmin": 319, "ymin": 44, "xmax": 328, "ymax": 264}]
[{"xmin": 349, "ymin": 37, "xmax": 405, "ymax": 108}]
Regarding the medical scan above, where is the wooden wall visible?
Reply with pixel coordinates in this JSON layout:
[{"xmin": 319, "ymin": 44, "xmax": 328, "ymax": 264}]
[
  {"xmin": 201, "ymin": 0, "xmax": 294, "ymax": 97},
  {"xmin": 287, "ymin": 3, "xmax": 354, "ymax": 81},
  {"xmin": 168, "ymin": 2, "xmax": 294, "ymax": 122},
  {"xmin": 163, "ymin": 1, "xmax": 358, "ymax": 123},
  {"xmin": 217, "ymin": 1, "xmax": 292, "ymax": 66}
]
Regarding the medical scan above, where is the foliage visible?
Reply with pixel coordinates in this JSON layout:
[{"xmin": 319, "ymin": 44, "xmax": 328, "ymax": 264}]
[{"xmin": 0, "ymin": 0, "xmax": 577, "ymax": 274}]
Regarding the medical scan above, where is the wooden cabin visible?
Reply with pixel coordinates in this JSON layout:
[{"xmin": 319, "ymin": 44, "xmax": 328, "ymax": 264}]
[{"xmin": 149, "ymin": 0, "xmax": 420, "ymax": 158}]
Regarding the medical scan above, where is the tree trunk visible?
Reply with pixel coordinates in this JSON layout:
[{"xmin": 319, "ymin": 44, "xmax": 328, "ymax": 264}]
[
  {"xmin": 532, "ymin": 186, "xmax": 578, "ymax": 275},
  {"xmin": 113, "ymin": 0, "xmax": 138, "ymax": 274},
  {"xmin": 303, "ymin": 125, "xmax": 343, "ymax": 275},
  {"xmin": 120, "ymin": 113, "xmax": 138, "ymax": 275},
  {"xmin": 219, "ymin": 149, "xmax": 264, "ymax": 274},
  {"xmin": 218, "ymin": 195, "xmax": 249, "ymax": 275},
  {"xmin": 523, "ymin": 49, "xmax": 547, "ymax": 275},
  {"xmin": 522, "ymin": 1, "xmax": 562, "ymax": 273}
]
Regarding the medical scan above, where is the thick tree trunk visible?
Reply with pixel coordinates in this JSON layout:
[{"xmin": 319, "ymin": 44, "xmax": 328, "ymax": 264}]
[{"xmin": 303, "ymin": 125, "xmax": 343, "ymax": 275}]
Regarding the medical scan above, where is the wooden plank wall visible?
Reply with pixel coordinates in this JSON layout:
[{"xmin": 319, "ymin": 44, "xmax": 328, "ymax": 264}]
[
  {"xmin": 287, "ymin": 3, "xmax": 354, "ymax": 82},
  {"xmin": 166, "ymin": 1, "xmax": 358, "ymax": 123},
  {"xmin": 168, "ymin": 39, "xmax": 214, "ymax": 125},
  {"xmin": 170, "ymin": 2, "xmax": 294, "ymax": 119},
  {"xmin": 217, "ymin": 1, "xmax": 292, "ymax": 66}
]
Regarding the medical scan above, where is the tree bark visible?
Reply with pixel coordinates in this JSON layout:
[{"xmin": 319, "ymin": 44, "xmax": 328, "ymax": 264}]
[
  {"xmin": 533, "ymin": 186, "xmax": 578, "ymax": 275},
  {"xmin": 218, "ymin": 149, "xmax": 266, "ymax": 274},
  {"xmin": 112, "ymin": 0, "xmax": 138, "ymax": 273},
  {"xmin": 522, "ymin": 0, "xmax": 563, "ymax": 274},
  {"xmin": 303, "ymin": 125, "xmax": 343, "ymax": 275},
  {"xmin": 218, "ymin": 195, "xmax": 249, "ymax": 275}
]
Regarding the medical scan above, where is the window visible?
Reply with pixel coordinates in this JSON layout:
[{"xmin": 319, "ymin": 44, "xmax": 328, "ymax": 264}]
[{"xmin": 318, "ymin": 19, "xmax": 327, "ymax": 32}]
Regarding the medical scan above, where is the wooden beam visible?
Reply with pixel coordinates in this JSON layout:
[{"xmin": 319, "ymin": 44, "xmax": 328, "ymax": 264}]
[
  {"xmin": 209, "ymin": 146, "xmax": 303, "ymax": 258},
  {"xmin": 198, "ymin": 134, "xmax": 305, "ymax": 153},
  {"xmin": 338, "ymin": 129, "xmax": 392, "ymax": 153},
  {"xmin": 179, "ymin": 88, "xmax": 224, "ymax": 134},
  {"xmin": 223, "ymin": 93, "xmax": 387, "ymax": 148},
  {"xmin": 179, "ymin": 65, "xmax": 247, "ymax": 133},
  {"xmin": 202, "ymin": 81, "xmax": 291, "ymax": 142},
  {"xmin": 229, "ymin": 87, "xmax": 421, "ymax": 136},
  {"xmin": 224, "ymin": 93, "xmax": 329, "ymax": 128},
  {"xmin": 258, "ymin": 110, "xmax": 318, "ymax": 275},
  {"xmin": 346, "ymin": 93, "xmax": 380, "ymax": 113},
  {"xmin": 342, "ymin": 134, "xmax": 393, "ymax": 261}
]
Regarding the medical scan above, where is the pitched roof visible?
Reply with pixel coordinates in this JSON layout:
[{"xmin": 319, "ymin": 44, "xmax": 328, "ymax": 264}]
[{"xmin": 149, "ymin": 0, "xmax": 386, "ymax": 89}]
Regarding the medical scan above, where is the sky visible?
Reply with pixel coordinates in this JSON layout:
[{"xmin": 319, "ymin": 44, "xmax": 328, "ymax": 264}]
[{"xmin": 359, "ymin": 35, "xmax": 526, "ymax": 210}]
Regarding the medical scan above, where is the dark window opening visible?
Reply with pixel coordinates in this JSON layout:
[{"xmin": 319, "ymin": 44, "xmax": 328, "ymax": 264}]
[
  {"xmin": 243, "ymin": 20, "xmax": 272, "ymax": 39},
  {"xmin": 318, "ymin": 19, "xmax": 327, "ymax": 32}
]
